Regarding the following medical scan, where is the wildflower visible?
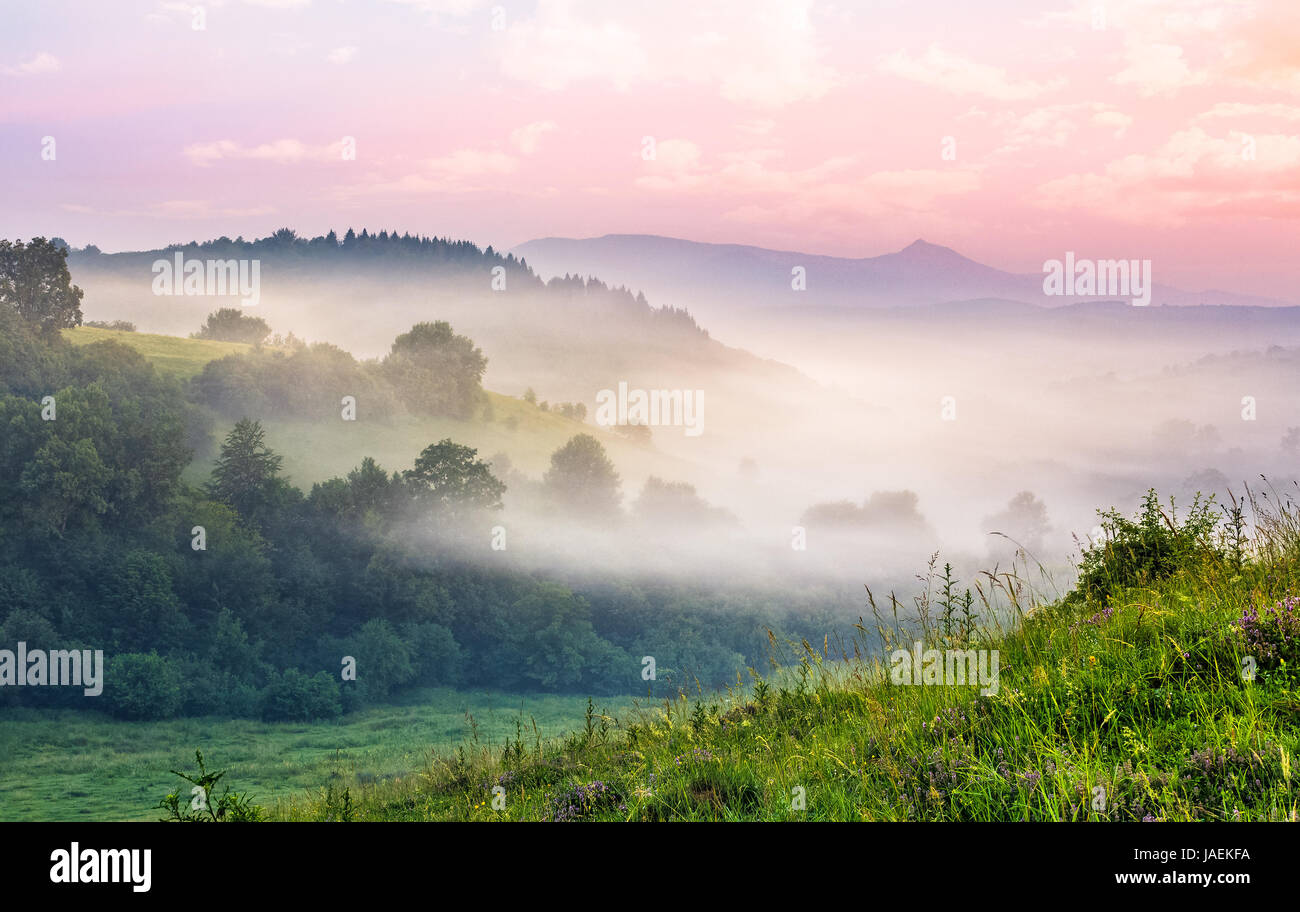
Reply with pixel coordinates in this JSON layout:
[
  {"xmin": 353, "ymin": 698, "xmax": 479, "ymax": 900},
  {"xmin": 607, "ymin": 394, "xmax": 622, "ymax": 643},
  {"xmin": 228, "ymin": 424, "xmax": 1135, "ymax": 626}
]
[
  {"xmin": 1085, "ymin": 607, "xmax": 1115, "ymax": 626},
  {"xmin": 1237, "ymin": 595, "xmax": 1300, "ymax": 664},
  {"xmin": 548, "ymin": 781, "xmax": 625, "ymax": 823}
]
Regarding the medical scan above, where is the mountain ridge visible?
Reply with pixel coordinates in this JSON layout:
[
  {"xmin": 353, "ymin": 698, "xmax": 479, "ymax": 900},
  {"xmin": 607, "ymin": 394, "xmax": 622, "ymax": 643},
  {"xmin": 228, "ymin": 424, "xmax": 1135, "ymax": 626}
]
[{"xmin": 512, "ymin": 233, "xmax": 1295, "ymax": 312}]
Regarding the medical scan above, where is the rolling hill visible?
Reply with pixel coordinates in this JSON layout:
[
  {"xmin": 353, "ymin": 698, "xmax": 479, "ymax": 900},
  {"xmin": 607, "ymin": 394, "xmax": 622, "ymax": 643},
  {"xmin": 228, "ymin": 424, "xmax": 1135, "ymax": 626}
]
[{"xmin": 60, "ymin": 326, "xmax": 697, "ymax": 493}]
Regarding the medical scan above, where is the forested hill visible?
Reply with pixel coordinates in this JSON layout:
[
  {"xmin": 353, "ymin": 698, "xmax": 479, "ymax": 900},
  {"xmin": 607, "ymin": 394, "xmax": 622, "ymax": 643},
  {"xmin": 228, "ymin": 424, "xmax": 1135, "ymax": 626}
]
[
  {"xmin": 0, "ymin": 265, "xmax": 838, "ymax": 725},
  {"xmin": 67, "ymin": 227, "xmax": 703, "ymax": 343},
  {"xmin": 63, "ymin": 229, "xmax": 841, "ymax": 467},
  {"xmin": 63, "ymin": 227, "xmax": 702, "ymax": 361}
]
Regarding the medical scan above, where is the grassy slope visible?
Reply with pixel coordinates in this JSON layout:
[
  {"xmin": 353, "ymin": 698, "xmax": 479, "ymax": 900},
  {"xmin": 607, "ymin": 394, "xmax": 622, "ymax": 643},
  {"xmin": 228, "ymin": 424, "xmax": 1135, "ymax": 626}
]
[
  {"xmin": 275, "ymin": 531, "xmax": 1300, "ymax": 822},
  {"xmin": 61, "ymin": 326, "xmax": 687, "ymax": 486},
  {"xmin": 64, "ymin": 326, "xmax": 256, "ymax": 379}
]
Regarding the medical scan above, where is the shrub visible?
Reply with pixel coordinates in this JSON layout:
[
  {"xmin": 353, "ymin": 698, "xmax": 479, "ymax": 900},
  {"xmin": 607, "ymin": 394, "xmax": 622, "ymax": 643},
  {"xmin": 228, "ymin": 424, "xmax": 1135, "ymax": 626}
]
[
  {"xmin": 260, "ymin": 668, "xmax": 342, "ymax": 721},
  {"xmin": 85, "ymin": 320, "xmax": 136, "ymax": 332},
  {"xmin": 105, "ymin": 652, "xmax": 184, "ymax": 720},
  {"xmin": 405, "ymin": 621, "xmax": 463, "ymax": 686},
  {"xmin": 1069, "ymin": 489, "xmax": 1221, "ymax": 606},
  {"xmin": 193, "ymin": 308, "xmax": 271, "ymax": 344},
  {"xmin": 176, "ymin": 658, "xmax": 262, "ymax": 718},
  {"xmin": 336, "ymin": 618, "xmax": 415, "ymax": 707},
  {"xmin": 156, "ymin": 749, "xmax": 265, "ymax": 822}
]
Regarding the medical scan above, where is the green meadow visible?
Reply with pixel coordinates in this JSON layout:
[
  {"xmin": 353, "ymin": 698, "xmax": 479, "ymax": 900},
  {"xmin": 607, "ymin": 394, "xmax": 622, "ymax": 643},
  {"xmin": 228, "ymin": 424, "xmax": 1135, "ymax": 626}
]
[
  {"xmin": 63, "ymin": 326, "xmax": 257, "ymax": 379},
  {"xmin": 0, "ymin": 688, "xmax": 639, "ymax": 821}
]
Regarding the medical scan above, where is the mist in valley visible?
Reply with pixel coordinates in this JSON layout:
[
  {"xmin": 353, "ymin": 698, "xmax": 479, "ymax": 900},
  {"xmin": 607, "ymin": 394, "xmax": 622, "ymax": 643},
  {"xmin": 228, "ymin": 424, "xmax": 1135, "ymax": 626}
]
[{"xmin": 62, "ymin": 233, "xmax": 1300, "ymax": 634}]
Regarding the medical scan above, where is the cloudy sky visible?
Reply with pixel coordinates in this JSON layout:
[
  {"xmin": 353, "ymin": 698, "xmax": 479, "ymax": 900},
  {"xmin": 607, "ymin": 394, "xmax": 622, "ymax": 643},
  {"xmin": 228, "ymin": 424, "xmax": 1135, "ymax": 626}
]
[{"xmin": 2, "ymin": 0, "xmax": 1298, "ymax": 299}]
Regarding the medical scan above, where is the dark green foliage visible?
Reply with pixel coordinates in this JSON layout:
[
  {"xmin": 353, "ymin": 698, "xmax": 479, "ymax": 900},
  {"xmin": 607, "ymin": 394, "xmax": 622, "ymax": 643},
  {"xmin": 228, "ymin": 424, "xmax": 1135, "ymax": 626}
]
[
  {"xmin": 0, "ymin": 237, "xmax": 84, "ymax": 334},
  {"xmin": 1071, "ymin": 489, "xmax": 1222, "ymax": 606},
  {"xmin": 404, "ymin": 621, "xmax": 462, "ymax": 686},
  {"xmin": 193, "ymin": 319, "xmax": 491, "ymax": 423},
  {"xmin": 157, "ymin": 750, "xmax": 265, "ymax": 821},
  {"xmin": 334, "ymin": 618, "xmax": 414, "ymax": 707},
  {"xmin": 403, "ymin": 438, "xmax": 505, "ymax": 518},
  {"xmin": 206, "ymin": 418, "xmax": 288, "ymax": 524},
  {"xmin": 479, "ymin": 583, "xmax": 632, "ymax": 693},
  {"xmin": 0, "ymin": 391, "xmax": 189, "ymax": 538},
  {"xmin": 0, "ymin": 281, "xmax": 816, "ymax": 722},
  {"xmin": 260, "ymin": 668, "xmax": 342, "ymax": 721},
  {"xmin": 192, "ymin": 343, "xmax": 401, "ymax": 421},
  {"xmin": 0, "ymin": 304, "xmax": 66, "ymax": 396},
  {"xmin": 105, "ymin": 653, "xmax": 184, "ymax": 720},
  {"xmin": 99, "ymin": 550, "xmax": 190, "ymax": 652}
]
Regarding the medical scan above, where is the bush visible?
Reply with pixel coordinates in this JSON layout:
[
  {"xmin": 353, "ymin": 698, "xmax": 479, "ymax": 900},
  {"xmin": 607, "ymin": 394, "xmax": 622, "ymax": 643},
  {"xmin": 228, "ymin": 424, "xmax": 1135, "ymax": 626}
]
[
  {"xmin": 405, "ymin": 621, "xmax": 463, "ymax": 686},
  {"xmin": 260, "ymin": 668, "xmax": 342, "ymax": 721},
  {"xmin": 156, "ymin": 749, "xmax": 265, "ymax": 822},
  {"xmin": 193, "ymin": 308, "xmax": 271, "ymax": 344},
  {"xmin": 1069, "ymin": 490, "xmax": 1221, "ymax": 606},
  {"xmin": 382, "ymin": 321, "xmax": 486, "ymax": 419},
  {"xmin": 338, "ymin": 618, "xmax": 416, "ymax": 707},
  {"xmin": 85, "ymin": 320, "xmax": 136, "ymax": 332},
  {"xmin": 106, "ymin": 652, "xmax": 184, "ymax": 720},
  {"xmin": 176, "ymin": 657, "xmax": 262, "ymax": 718}
]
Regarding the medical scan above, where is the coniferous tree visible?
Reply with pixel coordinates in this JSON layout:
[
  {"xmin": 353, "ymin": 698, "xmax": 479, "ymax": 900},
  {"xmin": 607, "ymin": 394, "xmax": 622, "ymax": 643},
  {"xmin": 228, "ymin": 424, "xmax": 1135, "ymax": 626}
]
[{"xmin": 208, "ymin": 419, "xmax": 284, "ymax": 521}]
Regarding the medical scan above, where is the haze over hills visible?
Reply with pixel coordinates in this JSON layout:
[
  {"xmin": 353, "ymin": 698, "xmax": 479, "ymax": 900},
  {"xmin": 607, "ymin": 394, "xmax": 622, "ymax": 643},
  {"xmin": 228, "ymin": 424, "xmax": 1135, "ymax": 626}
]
[
  {"xmin": 512, "ymin": 232, "xmax": 1300, "ymax": 404},
  {"xmin": 62, "ymin": 231, "xmax": 803, "ymax": 402},
  {"xmin": 512, "ymin": 234, "xmax": 1295, "ymax": 319},
  {"xmin": 60, "ymin": 232, "xmax": 887, "ymax": 531},
  {"xmin": 52, "ymin": 229, "xmax": 1300, "ymax": 574}
]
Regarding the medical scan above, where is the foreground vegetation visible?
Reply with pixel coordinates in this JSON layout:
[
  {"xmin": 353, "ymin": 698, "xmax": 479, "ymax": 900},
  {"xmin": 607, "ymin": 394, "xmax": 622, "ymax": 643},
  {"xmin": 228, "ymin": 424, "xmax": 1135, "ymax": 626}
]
[{"xmin": 238, "ymin": 488, "xmax": 1298, "ymax": 821}]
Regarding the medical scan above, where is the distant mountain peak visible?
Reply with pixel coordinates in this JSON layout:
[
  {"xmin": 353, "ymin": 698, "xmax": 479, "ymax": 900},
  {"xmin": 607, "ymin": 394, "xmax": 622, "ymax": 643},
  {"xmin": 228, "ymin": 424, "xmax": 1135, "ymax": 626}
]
[{"xmin": 896, "ymin": 239, "xmax": 962, "ymax": 258}]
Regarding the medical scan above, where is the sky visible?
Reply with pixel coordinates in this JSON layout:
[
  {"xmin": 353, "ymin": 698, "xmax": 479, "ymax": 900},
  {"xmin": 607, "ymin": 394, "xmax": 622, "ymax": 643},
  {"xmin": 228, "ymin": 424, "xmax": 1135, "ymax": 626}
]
[{"xmin": 1, "ymin": 0, "xmax": 1298, "ymax": 300}]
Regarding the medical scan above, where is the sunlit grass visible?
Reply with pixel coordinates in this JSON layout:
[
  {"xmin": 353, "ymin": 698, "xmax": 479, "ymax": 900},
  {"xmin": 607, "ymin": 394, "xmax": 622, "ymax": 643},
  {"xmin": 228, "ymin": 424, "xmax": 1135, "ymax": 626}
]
[{"xmin": 62, "ymin": 326, "xmax": 258, "ymax": 379}]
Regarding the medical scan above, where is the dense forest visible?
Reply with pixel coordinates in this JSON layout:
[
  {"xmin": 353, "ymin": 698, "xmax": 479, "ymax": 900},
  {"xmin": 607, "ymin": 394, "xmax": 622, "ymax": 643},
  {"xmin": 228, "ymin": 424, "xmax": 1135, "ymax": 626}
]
[
  {"xmin": 66, "ymin": 227, "xmax": 706, "ymax": 341},
  {"xmin": 0, "ymin": 237, "xmax": 830, "ymax": 723}
]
